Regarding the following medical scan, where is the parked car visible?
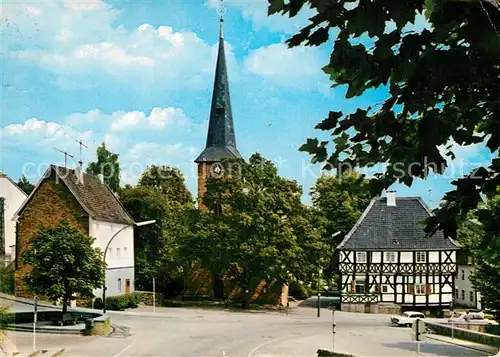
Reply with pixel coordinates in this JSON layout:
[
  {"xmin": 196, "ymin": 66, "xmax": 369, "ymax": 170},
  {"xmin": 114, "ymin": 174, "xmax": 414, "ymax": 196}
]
[
  {"xmin": 448, "ymin": 311, "xmax": 498, "ymax": 325},
  {"xmin": 390, "ymin": 311, "xmax": 426, "ymax": 327}
]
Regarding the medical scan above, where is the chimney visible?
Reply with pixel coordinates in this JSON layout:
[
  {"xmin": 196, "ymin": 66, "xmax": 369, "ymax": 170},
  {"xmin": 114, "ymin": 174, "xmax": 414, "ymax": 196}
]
[
  {"xmin": 97, "ymin": 174, "xmax": 104, "ymax": 184},
  {"xmin": 387, "ymin": 191, "xmax": 396, "ymax": 207},
  {"xmin": 75, "ymin": 165, "xmax": 85, "ymax": 185}
]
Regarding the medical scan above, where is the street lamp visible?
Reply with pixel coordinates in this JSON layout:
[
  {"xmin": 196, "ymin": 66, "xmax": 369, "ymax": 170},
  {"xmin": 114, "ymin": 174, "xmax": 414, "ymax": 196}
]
[
  {"xmin": 317, "ymin": 231, "xmax": 341, "ymax": 318},
  {"xmin": 102, "ymin": 220, "xmax": 156, "ymax": 313}
]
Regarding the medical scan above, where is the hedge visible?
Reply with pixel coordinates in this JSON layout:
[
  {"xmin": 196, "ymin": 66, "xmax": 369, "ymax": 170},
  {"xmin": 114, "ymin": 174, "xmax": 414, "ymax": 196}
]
[{"xmin": 94, "ymin": 293, "xmax": 141, "ymax": 311}]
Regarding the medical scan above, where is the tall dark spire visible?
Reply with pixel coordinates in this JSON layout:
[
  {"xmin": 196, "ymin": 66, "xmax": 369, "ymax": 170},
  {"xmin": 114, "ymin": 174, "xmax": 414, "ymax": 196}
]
[{"xmin": 194, "ymin": 17, "xmax": 241, "ymax": 163}]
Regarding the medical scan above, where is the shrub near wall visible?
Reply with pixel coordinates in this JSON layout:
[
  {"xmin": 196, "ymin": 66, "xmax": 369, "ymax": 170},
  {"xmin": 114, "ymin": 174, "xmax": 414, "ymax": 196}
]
[{"xmin": 94, "ymin": 294, "xmax": 140, "ymax": 311}]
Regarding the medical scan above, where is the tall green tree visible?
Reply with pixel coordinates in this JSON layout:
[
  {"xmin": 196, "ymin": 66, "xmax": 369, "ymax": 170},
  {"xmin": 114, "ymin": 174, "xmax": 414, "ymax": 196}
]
[
  {"xmin": 17, "ymin": 174, "xmax": 34, "ymax": 195},
  {"xmin": 197, "ymin": 153, "xmax": 329, "ymax": 308},
  {"xmin": 469, "ymin": 194, "xmax": 500, "ymax": 315},
  {"xmin": 119, "ymin": 184, "xmax": 196, "ymax": 296},
  {"xmin": 311, "ymin": 171, "xmax": 372, "ymax": 245},
  {"xmin": 87, "ymin": 142, "xmax": 120, "ymax": 192},
  {"xmin": 22, "ymin": 221, "xmax": 105, "ymax": 313},
  {"xmin": 268, "ymin": 0, "xmax": 500, "ymax": 239},
  {"xmin": 138, "ymin": 165, "xmax": 193, "ymax": 204},
  {"xmin": 311, "ymin": 171, "xmax": 373, "ymax": 279}
]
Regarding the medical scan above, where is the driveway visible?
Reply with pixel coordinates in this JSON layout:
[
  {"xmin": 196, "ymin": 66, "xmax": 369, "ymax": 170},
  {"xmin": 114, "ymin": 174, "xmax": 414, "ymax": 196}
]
[{"xmin": 4, "ymin": 304, "xmax": 492, "ymax": 357}]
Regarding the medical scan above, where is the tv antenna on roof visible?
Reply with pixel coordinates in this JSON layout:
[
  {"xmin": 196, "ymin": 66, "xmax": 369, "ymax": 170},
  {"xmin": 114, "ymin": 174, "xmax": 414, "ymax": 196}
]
[
  {"xmin": 69, "ymin": 135, "xmax": 88, "ymax": 168},
  {"xmin": 53, "ymin": 147, "xmax": 74, "ymax": 168}
]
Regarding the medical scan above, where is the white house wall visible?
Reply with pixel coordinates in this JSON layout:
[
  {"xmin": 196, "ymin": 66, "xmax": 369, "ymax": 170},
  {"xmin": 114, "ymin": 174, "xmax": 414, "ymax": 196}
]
[
  {"xmin": 0, "ymin": 177, "xmax": 26, "ymax": 262},
  {"xmin": 89, "ymin": 219, "xmax": 134, "ymax": 297},
  {"xmin": 455, "ymin": 264, "xmax": 481, "ymax": 309},
  {"xmin": 340, "ymin": 249, "xmax": 456, "ymax": 307}
]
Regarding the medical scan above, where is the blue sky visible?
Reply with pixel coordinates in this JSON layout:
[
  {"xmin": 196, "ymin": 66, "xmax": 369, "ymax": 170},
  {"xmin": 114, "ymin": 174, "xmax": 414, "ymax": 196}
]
[{"xmin": 1, "ymin": 0, "xmax": 496, "ymax": 207}]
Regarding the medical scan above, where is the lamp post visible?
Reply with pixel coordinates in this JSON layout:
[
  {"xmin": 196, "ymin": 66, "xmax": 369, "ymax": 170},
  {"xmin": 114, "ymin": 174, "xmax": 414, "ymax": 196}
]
[{"xmin": 102, "ymin": 220, "xmax": 156, "ymax": 313}]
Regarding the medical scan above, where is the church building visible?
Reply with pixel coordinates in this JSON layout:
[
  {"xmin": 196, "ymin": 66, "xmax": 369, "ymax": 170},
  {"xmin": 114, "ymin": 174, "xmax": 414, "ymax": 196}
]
[
  {"xmin": 194, "ymin": 19, "xmax": 242, "ymax": 209},
  {"xmin": 192, "ymin": 15, "xmax": 288, "ymax": 306}
]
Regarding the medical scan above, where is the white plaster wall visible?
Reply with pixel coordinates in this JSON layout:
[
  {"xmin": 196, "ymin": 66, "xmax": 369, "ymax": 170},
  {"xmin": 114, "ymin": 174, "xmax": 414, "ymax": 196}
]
[
  {"xmin": 455, "ymin": 264, "xmax": 479, "ymax": 307},
  {"xmin": 429, "ymin": 251, "xmax": 439, "ymax": 263},
  {"xmin": 89, "ymin": 219, "xmax": 134, "ymax": 297},
  {"xmin": 400, "ymin": 252, "xmax": 413, "ymax": 263},
  {"xmin": 0, "ymin": 177, "xmax": 27, "ymax": 260},
  {"xmin": 90, "ymin": 219, "xmax": 134, "ymax": 269}
]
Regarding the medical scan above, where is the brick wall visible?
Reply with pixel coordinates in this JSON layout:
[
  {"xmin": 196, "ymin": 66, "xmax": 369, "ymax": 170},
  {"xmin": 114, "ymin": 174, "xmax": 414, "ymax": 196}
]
[
  {"xmin": 15, "ymin": 172, "xmax": 89, "ymax": 298},
  {"xmin": 197, "ymin": 163, "xmax": 211, "ymax": 210}
]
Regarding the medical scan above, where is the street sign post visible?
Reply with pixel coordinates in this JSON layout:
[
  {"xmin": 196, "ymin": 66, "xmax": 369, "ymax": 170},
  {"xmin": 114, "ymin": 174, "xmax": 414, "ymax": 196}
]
[{"xmin": 412, "ymin": 319, "xmax": 427, "ymax": 357}]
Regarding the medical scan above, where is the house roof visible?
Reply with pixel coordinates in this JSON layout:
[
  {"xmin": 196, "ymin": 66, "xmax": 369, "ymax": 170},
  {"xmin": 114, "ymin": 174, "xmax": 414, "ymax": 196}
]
[
  {"xmin": 0, "ymin": 172, "xmax": 28, "ymax": 197},
  {"xmin": 194, "ymin": 20, "xmax": 242, "ymax": 164},
  {"xmin": 337, "ymin": 197, "xmax": 460, "ymax": 251},
  {"xmin": 14, "ymin": 165, "xmax": 134, "ymax": 225}
]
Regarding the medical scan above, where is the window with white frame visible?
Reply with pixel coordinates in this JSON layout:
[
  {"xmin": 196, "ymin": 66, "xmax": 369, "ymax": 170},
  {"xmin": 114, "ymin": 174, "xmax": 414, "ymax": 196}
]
[
  {"xmin": 124, "ymin": 247, "xmax": 128, "ymax": 256},
  {"xmin": 116, "ymin": 248, "xmax": 121, "ymax": 258},
  {"xmin": 382, "ymin": 285, "xmax": 389, "ymax": 293},
  {"xmin": 356, "ymin": 251, "xmax": 367, "ymax": 263},
  {"xmin": 385, "ymin": 252, "xmax": 396, "ymax": 262},
  {"xmin": 416, "ymin": 252, "xmax": 426, "ymax": 263},
  {"xmin": 117, "ymin": 278, "xmax": 122, "ymax": 292},
  {"xmin": 415, "ymin": 283, "xmax": 426, "ymax": 295}
]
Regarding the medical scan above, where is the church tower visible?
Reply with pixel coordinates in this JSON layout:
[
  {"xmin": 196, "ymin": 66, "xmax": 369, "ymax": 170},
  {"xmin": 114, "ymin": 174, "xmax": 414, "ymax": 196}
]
[{"xmin": 194, "ymin": 15, "xmax": 242, "ymax": 209}]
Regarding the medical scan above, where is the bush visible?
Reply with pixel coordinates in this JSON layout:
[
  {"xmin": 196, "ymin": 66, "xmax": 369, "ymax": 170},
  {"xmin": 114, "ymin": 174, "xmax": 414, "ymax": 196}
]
[
  {"xmin": 289, "ymin": 280, "xmax": 309, "ymax": 300},
  {"xmin": 0, "ymin": 266, "xmax": 14, "ymax": 294},
  {"xmin": 93, "ymin": 297, "xmax": 103, "ymax": 309},
  {"xmin": 103, "ymin": 294, "xmax": 139, "ymax": 311}
]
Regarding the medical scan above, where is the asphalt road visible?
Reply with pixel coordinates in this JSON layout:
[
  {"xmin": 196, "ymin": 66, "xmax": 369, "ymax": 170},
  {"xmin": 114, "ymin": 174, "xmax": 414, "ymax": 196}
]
[{"xmin": 2, "ymin": 299, "xmax": 492, "ymax": 357}]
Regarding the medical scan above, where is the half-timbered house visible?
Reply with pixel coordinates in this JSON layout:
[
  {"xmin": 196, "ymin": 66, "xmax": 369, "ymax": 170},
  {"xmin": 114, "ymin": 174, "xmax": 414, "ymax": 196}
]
[{"xmin": 337, "ymin": 193, "xmax": 460, "ymax": 311}]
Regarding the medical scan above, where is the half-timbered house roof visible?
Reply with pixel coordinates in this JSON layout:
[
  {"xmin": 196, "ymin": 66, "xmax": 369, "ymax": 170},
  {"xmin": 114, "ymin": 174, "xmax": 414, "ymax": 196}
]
[
  {"xmin": 14, "ymin": 165, "xmax": 134, "ymax": 225},
  {"xmin": 337, "ymin": 196, "xmax": 460, "ymax": 251}
]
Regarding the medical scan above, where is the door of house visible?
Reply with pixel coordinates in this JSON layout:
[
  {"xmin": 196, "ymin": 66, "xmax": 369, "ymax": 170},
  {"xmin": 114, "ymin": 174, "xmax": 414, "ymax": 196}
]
[{"xmin": 125, "ymin": 279, "xmax": 131, "ymax": 295}]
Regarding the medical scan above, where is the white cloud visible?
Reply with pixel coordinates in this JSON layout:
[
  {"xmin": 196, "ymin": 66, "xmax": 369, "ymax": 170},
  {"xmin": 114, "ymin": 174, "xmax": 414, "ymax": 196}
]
[
  {"xmin": 111, "ymin": 107, "xmax": 191, "ymax": 131},
  {"xmin": 2, "ymin": 118, "xmax": 92, "ymax": 148},
  {"xmin": 2, "ymin": 0, "xmax": 238, "ymax": 89},
  {"xmin": 244, "ymin": 43, "xmax": 328, "ymax": 90},
  {"xmin": 2, "ymin": 107, "xmax": 204, "ymax": 193}
]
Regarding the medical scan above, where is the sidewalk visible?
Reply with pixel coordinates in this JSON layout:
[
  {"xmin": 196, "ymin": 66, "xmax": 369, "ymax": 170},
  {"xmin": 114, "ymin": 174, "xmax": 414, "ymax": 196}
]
[{"xmin": 425, "ymin": 333, "xmax": 500, "ymax": 355}]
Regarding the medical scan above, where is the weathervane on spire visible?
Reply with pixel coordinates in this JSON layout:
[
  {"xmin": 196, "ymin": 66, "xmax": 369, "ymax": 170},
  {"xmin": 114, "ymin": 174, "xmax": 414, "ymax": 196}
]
[{"xmin": 216, "ymin": 0, "xmax": 227, "ymax": 22}]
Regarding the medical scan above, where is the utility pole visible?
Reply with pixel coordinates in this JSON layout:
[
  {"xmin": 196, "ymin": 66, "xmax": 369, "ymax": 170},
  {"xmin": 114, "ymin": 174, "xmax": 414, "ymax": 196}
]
[
  {"xmin": 317, "ymin": 266, "xmax": 321, "ymax": 317},
  {"xmin": 332, "ymin": 306, "xmax": 336, "ymax": 352}
]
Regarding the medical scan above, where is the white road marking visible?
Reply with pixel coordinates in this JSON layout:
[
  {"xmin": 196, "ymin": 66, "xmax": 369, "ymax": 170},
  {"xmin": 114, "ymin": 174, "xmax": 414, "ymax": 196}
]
[{"xmin": 111, "ymin": 340, "xmax": 135, "ymax": 357}]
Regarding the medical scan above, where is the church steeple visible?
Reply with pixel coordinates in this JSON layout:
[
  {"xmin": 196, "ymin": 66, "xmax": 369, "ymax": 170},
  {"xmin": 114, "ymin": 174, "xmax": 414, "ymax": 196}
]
[{"xmin": 194, "ymin": 16, "xmax": 241, "ymax": 164}]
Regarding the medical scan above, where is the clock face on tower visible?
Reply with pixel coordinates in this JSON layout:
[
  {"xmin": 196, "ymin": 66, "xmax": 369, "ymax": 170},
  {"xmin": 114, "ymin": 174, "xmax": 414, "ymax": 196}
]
[{"xmin": 212, "ymin": 163, "xmax": 223, "ymax": 175}]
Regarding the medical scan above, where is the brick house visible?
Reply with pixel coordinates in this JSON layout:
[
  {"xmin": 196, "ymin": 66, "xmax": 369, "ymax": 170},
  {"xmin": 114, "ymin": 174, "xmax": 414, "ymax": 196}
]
[{"xmin": 13, "ymin": 165, "xmax": 135, "ymax": 300}]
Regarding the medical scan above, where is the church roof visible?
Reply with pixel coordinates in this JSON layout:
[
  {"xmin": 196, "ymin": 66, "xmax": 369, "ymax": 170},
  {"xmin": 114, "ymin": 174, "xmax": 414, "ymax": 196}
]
[
  {"xmin": 14, "ymin": 165, "xmax": 134, "ymax": 225},
  {"xmin": 195, "ymin": 20, "xmax": 242, "ymax": 163},
  {"xmin": 337, "ymin": 197, "xmax": 460, "ymax": 251}
]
